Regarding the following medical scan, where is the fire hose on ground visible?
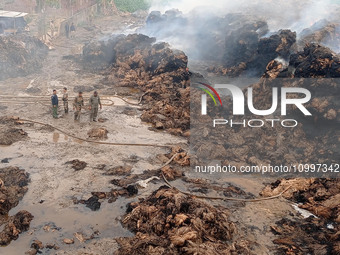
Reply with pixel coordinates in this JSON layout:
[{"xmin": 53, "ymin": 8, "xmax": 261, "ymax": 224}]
[
  {"xmin": 152, "ymin": 154, "xmax": 292, "ymax": 202},
  {"xmin": 0, "ymin": 93, "xmax": 146, "ymax": 107},
  {"xmin": 18, "ymin": 117, "xmax": 169, "ymax": 148},
  {"xmin": 14, "ymin": 118, "xmax": 291, "ymax": 202}
]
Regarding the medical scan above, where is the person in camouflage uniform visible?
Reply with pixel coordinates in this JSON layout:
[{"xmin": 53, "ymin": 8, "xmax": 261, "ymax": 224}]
[
  {"xmin": 89, "ymin": 91, "xmax": 102, "ymax": 122},
  {"xmin": 62, "ymin": 87, "xmax": 69, "ymax": 114},
  {"xmin": 73, "ymin": 91, "xmax": 84, "ymax": 121},
  {"xmin": 51, "ymin": 89, "xmax": 58, "ymax": 119}
]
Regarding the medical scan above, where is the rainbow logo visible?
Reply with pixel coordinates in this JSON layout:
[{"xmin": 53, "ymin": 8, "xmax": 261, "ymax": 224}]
[{"xmin": 196, "ymin": 82, "xmax": 223, "ymax": 106}]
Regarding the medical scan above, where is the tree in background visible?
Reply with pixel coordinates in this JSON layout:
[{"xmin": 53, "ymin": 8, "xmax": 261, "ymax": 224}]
[{"xmin": 114, "ymin": 0, "xmax": 150, "ymax": 13}]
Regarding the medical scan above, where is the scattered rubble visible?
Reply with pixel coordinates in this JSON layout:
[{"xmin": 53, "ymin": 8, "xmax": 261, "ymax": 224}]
[
  {"xmin": 65, "ymin": 159, "xmax": 87, "ymax": 171},
  {"xmin": 110, "ymin": 147, "xmax": 188, "ymax": 187}
]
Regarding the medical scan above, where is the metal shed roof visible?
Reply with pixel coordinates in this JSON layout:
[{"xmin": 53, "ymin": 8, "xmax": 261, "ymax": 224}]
[{"xmin": 0, "ymin": 10, "xmax": 28, "ymax": 18}]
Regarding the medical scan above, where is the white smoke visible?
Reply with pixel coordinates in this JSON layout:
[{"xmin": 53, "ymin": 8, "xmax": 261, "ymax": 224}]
[
  {"xmin": 148, "ymin": 0, "xmax": 339, "ymax": 32},
  {"xmin": 141, "ymin": 0, "xmax": 340, "ymax": 66}
]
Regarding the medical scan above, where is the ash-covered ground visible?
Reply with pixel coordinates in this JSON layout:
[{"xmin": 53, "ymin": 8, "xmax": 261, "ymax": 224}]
[{"xmin": 0, "ymin": 1, "xmax": 339, "ymax": 254}]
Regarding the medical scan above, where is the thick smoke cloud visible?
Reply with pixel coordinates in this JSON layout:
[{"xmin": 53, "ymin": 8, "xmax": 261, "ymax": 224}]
[
  {"xmin": 149, "ymin": 0, "xmax": 339, "ymax": 32},
  {"xmin": 141, "ymin": 0, "xmax": 340, "ymax": 64}
]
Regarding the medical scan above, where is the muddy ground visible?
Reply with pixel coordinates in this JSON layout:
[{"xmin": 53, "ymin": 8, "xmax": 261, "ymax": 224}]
[{"xmin": 0, "ymin": 11, "xmax": 339, "ymax": 255}]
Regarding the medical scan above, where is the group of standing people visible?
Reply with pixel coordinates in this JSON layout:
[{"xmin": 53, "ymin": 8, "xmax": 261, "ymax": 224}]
[
  {"xmin": 65, "ymin": 22, "xmax": 76, "ymax": 38},
  {"xmin": 51, "ymin": 88, "xmax": 102, "ymax": 122}
]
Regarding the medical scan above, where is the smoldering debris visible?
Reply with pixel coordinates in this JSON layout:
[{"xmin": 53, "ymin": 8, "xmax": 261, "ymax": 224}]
[
  {"xmin": 142, "ymin": 2, "xmax": 340, "ymax": 78},
  {"xmin": 142, "ymin": 10, "xmax": 242, "ymax": 61},
  {"xmin": 0, "ymin": 167, "xmax": 32, "ymax": 246},
  {"xmin": 225, "ymin": 29, "xmax": 296, "ymax": 77},
  {"xmin": 299, "ymin": 20, "xmax": 340, "ymax": 53},
  {"xmin": 273, "ymin": 43, "xmax": 340, "ymax": 122},
  {"xmin": 288, "ymin": 43, "xmax": 340, "ymax": 78},
  {"xmin": 0, "ymin": 34, "xmax": 48, "ymax": 80},
  {"xmin": 82, "ymin": 34, "xmax": 190, "ymax": 134},
  {"xmin": 208, "ymin": 29, "xmax": 296, "ymax": 77}
]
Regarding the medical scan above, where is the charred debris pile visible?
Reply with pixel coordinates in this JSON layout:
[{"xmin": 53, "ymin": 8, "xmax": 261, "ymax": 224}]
[
  {"xmin": 82, "ymin": 33, "xmax": 190, "ymax": 135},
  {"xmin": 191, "ymin": 43, "xmax": 339, "ymax": 170},
  {"xmin": 0, "ymin": 34, "xmax": 48, "ymax": 80},
  {"xmin": 143, "ymin": 10, "xmax": 340, "ymax": 78},
  {"xmin": 143, "ymin": 11, "xmax": 297, "ymax": 76},
  {"xmin": 115, "ymin": 186, "xmax": 254, "ymax": 255}
]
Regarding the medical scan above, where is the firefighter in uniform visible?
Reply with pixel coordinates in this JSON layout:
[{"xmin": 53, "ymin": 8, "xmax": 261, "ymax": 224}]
[
  {"xmin": 89, "ymin": 91, "xmax": 102, "ymax": 122},
  {"xmin": 73, "ymin": 91, "xmax": 84, "ymax": 121}
]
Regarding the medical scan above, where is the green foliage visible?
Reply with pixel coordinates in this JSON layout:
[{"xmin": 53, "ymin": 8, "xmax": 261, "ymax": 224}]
[
  {"xmin": 114, "ymin": 0, "xmax": 150, "ymax": 13},
  {"xmin": 45, "ymin": 0, "xmax": 60, "ymax": 8}
]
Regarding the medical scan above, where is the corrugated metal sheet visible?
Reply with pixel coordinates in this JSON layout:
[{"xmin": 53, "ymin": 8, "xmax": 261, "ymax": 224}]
[{"xmin": 0, "ymin": 10, "xmax": 28, "ymax": 18}]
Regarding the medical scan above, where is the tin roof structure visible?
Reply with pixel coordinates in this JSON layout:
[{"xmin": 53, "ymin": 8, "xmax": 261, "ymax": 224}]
[{"xmin": 0, "ymin": 10, "xmax": 28, "ymax": 18}]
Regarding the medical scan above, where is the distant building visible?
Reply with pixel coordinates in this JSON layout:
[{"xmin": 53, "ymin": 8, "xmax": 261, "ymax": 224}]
[{"xmin": 0, "ymin": 10, "xmax": 28, "ymax": 34}]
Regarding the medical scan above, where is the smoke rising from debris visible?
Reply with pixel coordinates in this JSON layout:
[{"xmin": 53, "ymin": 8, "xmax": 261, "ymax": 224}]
[
  {"xmin": 149, "ymin": 0, "xmax": 338, "ymax": 31},
  {"xmin": 142, "ymin": 0, "xmax": 340, "ymax": 63}
]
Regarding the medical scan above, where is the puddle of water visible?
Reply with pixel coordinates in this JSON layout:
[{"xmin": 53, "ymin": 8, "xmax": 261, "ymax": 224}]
[
  {"xmin": 53, "ymin": 132, "xmax": 60, "ymax": 143},
  {"xmin": 186, "ymin": 170, "xmax": 266, "ymax": 195},
  {"xmin": 4, "ymin": 197, "xmax": 133, "ymax": 254}
]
